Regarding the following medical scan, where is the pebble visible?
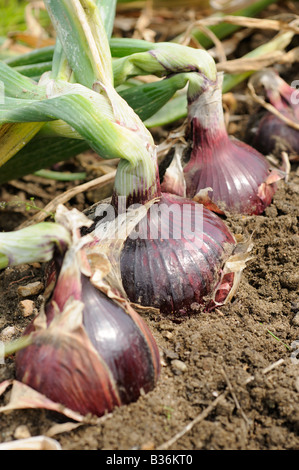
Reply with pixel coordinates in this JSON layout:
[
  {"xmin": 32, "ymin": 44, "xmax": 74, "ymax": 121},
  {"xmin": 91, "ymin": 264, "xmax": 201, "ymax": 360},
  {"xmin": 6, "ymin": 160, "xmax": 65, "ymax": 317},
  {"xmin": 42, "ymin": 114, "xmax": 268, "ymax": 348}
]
[
  {"xmin": 292, "ymin": 312, "xmax": 299, "ymax": 326},
  {"xmin": 171, "ymin": 359, "xmax": 187, "ymax": 373},
  {"xmin": 162, "ymin": 331, "xmax": 173, "ymax": 340},
  {"xmin": 163, "ymin": 348, "xmax": 178, "ymax": 360},
  {"xmin": 280, "ymin": 272, "xmax": 299, "ymax": 290},
  {"xmin": 140, "ymin": 441, "xmax": 155, "ymax": 450},
  {"xmin": 0, "ymin": 326, "xmax": 16, "ymax": 342},
  {"xmin": 19, "ymin": 299, "xmax": 35, "ymax": 317},
  {"xmin": 17, "ymin": 281, "xmax": 44, "ymax": 297},
  {"xmin": 291, "ymin": 302, "xmax": 299, "ymax": 313},
  {"xmin": 14, "ymin": 425, "xmax": 31, "ymax": 440},
  {"xmin": 30, "ymin": 262, "xmax": 41, "ymax": 269}
]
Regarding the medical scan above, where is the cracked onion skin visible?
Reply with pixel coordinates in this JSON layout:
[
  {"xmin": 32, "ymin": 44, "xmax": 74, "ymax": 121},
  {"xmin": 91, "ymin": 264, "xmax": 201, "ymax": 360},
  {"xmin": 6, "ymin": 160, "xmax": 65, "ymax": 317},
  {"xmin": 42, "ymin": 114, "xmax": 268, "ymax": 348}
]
[
  {"xmin": 119, "ymin": 192, "xmax": 237, "ymax": 316},
  {"xmin": 15, "ymin": 257, "xmax": 160, "ymax": 417}
]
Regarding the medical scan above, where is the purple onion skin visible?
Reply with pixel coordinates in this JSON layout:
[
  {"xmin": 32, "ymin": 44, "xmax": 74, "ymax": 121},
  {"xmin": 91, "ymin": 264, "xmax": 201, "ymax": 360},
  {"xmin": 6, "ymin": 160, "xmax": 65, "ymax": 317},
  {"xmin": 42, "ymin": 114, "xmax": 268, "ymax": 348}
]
[
  {"xmin": 80, "ymin": 276, "xmax": 160, "ymax": 406},
  {"xmin": 252, "ymin": 110, "xmax": 299, "ymax": 157},
  {"xmin": 120, "ymin": 192, "xmax": 236, "ymax": 316},
  {"xmin": 15, "ymin": 322, "xmax": 122, "ymax": 417},
  {"xmin": 250, "ymin": 73, "xmax": 299, "ymax": 157},
  {"xmin": 15, "ymin": 272, "xmax": 160, "ymax": 417},
  {"xmin": 183, "ymin": 120, "xmax": 276, "ymax": 216}
]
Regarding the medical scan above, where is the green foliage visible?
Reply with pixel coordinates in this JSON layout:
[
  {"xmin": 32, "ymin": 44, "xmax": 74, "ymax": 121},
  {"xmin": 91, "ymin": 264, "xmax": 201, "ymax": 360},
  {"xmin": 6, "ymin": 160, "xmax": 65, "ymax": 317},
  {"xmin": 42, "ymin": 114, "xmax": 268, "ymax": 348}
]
[{"xmin": 0, "ymin": 0, "xmax": 51, "ymax": 36}]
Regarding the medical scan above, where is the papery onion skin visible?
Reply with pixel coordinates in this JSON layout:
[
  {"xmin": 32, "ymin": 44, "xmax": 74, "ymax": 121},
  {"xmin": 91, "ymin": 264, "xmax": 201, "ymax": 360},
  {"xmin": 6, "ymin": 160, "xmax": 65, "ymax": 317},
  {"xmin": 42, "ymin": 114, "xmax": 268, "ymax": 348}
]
[
  {"xmin": 119, "ymin": 192, "xmax": 237, "ymax": 316},
  {"xmin": 15, "ymin": 266, "xmax": 160, "ymax": 417},
  {"xmin": 183, "ymin": 119, "xmax": 277, "ymax": 216}
]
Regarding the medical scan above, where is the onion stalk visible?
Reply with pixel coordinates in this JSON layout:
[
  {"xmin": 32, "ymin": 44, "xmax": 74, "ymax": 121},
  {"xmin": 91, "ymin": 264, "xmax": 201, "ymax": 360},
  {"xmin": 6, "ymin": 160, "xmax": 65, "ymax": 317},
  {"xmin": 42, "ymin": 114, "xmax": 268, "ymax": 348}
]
[
  {"xmin": 144, "ymin": 27, "xmax": 295, "ymax": 127},
  {"xmin": 0, "ymin": 9, "xmax": 292, "ymax": 177},
  {"xmin": 0, "ymin": 222, "xmax": 71, "ymax": 270}
]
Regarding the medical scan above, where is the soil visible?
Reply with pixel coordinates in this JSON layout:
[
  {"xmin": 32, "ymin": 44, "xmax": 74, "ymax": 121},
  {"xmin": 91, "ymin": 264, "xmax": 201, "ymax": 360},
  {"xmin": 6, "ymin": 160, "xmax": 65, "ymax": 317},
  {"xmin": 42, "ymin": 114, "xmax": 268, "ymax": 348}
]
[
  {"xmin": 1, "ymin": 166, "xmax": 299, "ymax": 450},
  {"xmin": 0, "ymin": 1, "xmax": 299, "ymax": 452}
]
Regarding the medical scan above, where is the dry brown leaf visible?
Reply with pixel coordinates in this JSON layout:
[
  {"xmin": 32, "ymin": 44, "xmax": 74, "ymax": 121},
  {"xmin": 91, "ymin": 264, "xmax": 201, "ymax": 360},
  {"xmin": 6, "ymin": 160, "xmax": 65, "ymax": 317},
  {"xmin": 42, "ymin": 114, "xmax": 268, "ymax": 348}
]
[
  {"xmin": 194, "ymin": 15, "xmax": 299, "ymax": 34},
  {"xmin": 25, "ymin": 1, "xmax": 49, "ymax": 39},
  {"xmin": 279, "ymin": 46, "xmax": 299, "ymax": 64},
  {"xmin": 0, "ymin": 380, "xmax": 85, "ymax": 422},
  {"xmin": 217, "ymin": 50, "xmax": 284, "ymax": 73},
  {"xmin": 45, "ymin": 422, "xmax": 84, "ymax": 438},
  {"xmin": 247, "ymin": 79, "xmax": 299, "ymax": 131},
  {"xmin": 6, "ymin": 32, "xmax": 55, "ymax": 48},
  {"xmin": 180, "ymin": 14, "xmax": 299, "ymax": 48},
  {"xmin": 0, "ymin": 436, "xmax": 62, "ymax": 450},
  {"xmin": 18, "ymin": 171, "xmax": 117, "ymax": 229}
]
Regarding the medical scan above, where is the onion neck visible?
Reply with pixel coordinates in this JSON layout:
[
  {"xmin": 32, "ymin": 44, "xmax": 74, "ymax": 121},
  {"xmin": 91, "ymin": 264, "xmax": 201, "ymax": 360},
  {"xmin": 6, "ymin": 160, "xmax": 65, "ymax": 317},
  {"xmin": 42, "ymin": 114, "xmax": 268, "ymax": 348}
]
[
  {"xmin": 112, "ymin": 144, "xmax": 161, "ymax": 212},
  {"xmin": 188, "ymin": 73, "xmax": 226, "ymax": 140},
  {"xmin": 183, "ymin": 74, "xmax": 230, "ymax": 198}
]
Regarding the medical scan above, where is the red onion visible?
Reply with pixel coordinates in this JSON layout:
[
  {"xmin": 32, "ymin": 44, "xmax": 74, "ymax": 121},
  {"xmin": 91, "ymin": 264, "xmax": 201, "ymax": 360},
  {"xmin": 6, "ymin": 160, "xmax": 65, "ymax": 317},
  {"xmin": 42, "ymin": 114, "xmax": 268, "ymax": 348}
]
[
  {"xmin": 249, "ymin": 70, "xmax": 299, "ymax": 157},
  {"xmin": 163, "ymin": 73, "xmax": 283, "ymax": 216},
  {"xmin": 91, "ymin": 191, "xmax": 250, "ymax": 317},
  {"xmin": 15, "ymin": 207, "xmax": 160, "ymax": 417}
]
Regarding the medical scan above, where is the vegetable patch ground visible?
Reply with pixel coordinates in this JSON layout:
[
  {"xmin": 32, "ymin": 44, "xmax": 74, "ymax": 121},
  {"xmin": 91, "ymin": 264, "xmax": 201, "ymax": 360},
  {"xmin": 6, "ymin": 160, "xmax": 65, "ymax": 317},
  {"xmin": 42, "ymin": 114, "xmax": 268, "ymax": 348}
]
[
  {"xmin": 0, "ymin": 0, "xmax": 299, "ymax": 451},
  {"xmin": 0, "ymin": 165, "xmax": 298, "ymax": 450}
]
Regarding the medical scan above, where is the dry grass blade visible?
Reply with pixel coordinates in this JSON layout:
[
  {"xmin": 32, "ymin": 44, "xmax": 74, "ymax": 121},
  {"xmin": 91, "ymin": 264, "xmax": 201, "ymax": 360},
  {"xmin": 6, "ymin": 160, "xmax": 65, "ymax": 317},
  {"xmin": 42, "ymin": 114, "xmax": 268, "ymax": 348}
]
[
  {"xmin": 247, "ymin": 80, "xmax": 299, "ymax": 131},
  {"xmin": 25, "ymin": 1, "xmax": 49, "ymax": 39},
  {"xmin": 156, "ymin": 392, "xmax": 227, "ymax": 450},
  {"xmin": 192, "ymin": 15, "xmax": 299, "ymax": 34},
  {"xmin": 279, "ymin": 46, "xmax": 299, "ymax": 64},
  {"xmin": 221, "ymin": 367, "xmax": 250, "ymax": 427},
  {"xmin": 157, "ymin": 358, "xmax": 286, "ymax": 450},
  {"xmin": 180, "ymin": 22, "xmax": 227, "ymax": 63},
  {"xmin": 217, "ymin": 50, "xmax": 284, "ymax": 73},
  {"xmin": 180, "ymin": 14, "xmax": 299, "ymax": 48},
  {"xmin": 18, "ymin": 170, "xmax": 116, "ymax": 229}
]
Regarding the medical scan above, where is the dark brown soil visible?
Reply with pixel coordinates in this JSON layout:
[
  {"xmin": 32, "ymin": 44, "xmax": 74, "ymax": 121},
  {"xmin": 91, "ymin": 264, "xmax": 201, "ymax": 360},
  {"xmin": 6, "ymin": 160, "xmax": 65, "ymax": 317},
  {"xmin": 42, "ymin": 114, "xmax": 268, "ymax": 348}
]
[
  {"xmin": 0, "ymin": 1, "xmax": 299, "ymax": 452},
  {"xmin": 1, "ymin": 165, "xmax": 299, "ymax": 451}
]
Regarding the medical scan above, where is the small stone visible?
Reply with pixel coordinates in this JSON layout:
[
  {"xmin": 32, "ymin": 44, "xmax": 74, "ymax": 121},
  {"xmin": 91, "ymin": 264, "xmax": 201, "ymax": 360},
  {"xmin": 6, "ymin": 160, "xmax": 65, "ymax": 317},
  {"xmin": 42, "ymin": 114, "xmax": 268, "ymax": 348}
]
[
  {"xmin": 17, "ymin": 281, "xmax": 44, "ymax": 297},
  {"xmin": 280, "ymin": 272, "xmax": 299, "ymax": 290},
  {"xmin": 19, "ymin": 299, "xmax": 35, "ymax": 317},
  {"xmin": 171, "ymin": 359, "xmax": 187, "ymax": 373},
  {"xmin": 295, "ymin": 376, "xmax": 299, "ymax": 393},
  {"xmin": 140, "ymin": 441, "xmax": 155, "ymax": 450},
  {"xmin": 291, "ymin": 302, "xmax": 299, "ymax": 313},
  {"xmin": 162, "ymin": 331, "xmax": 173, "ymax": 340},
  {"xmin": 14, "ymin": 425, "xmax": 31, "ymax": 440},
  {"xmin": 163, "ymin": 349, "xmax": 178, "ymax": 360},
  {"xmin": 30, "ymin": 262, "xmax": 41, "ymax": 269},
  {"xmin": 292, "ymin": 313, "xmax": 299, "ymax": 326},
  {"xmin": 0, "ymin": 326, "xmax": 16, "ymax": 342}
]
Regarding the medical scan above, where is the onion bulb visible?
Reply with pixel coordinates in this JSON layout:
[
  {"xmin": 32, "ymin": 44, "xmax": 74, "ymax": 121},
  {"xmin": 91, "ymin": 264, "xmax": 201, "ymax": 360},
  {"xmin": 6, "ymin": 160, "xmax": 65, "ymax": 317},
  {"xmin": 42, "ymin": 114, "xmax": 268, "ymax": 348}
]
[
  {"xmin": 89, "ymin": 193, "xmax": 251, "ymax": 317},
  {"xmin": 248, "ymin": 69, "xmax": 299, "ymax": 158},
  {"xmin": 15, "ymin": 206, "xmax": 160, "ymax": 417},
  {"xmin": 162, "ymin": 73, "xmax": 284, "ymax": 216}
]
